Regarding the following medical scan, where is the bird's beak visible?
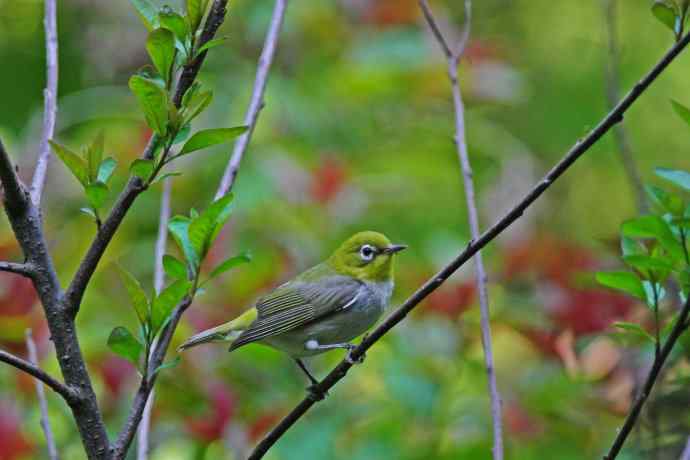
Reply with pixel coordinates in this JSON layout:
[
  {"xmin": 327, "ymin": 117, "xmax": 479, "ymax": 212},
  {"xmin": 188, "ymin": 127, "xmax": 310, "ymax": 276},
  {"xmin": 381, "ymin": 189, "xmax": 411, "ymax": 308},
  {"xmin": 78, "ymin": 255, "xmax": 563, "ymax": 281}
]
[{"xmin": 384, "ymin": 244, "xmax": 408, "ymax": 254}]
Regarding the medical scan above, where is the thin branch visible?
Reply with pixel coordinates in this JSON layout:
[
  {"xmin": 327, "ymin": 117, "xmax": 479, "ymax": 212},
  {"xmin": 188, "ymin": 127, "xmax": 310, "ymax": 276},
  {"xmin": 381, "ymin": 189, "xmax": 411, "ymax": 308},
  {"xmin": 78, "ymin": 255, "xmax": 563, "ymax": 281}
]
[
  {"xmin": 30, "ymin": 0, "xmax": 58, "ymax": 206},
  {"xmin": 215, "ymin": 0, "xmax": 287, "ymax": 199},
  {"xmin": 26, "ymin": 330, "xmax": 59, "ymax": 460},
  {"xmin": 63, "ymin": 0, "xmax": 230, "ymax": 317},
  {"xmin": 603, "ymin": 0, "xmax": 647, "ymax": 213},
  {"xmin": 0, "ymin": 347, "xmax": 76, "ymax": 404},
  {"xmin": 0, "ymin": 261, "xmax": 35, "ymax": 278},
  {"xmin": 420, "ymin": 1, "xmax": 503, "ymax": 459},
  {"xmin": 136, "ymin": 178, "xmax": 171, "ymax": 460},
  {"xmin": 247, "ymin": 31, "xmax": 690, "ymax": 460},
  {"xmin": 603, "ymin": 297, "xmax": 690, "ymax": 459}
]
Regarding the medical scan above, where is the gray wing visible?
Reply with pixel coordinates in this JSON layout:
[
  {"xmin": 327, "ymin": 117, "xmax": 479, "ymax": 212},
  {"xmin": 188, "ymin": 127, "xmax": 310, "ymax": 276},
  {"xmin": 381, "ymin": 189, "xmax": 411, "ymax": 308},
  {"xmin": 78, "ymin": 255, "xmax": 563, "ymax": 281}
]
[{"xmin": 229, "ymin": 274, "xmax": 363, "ymax": 350}]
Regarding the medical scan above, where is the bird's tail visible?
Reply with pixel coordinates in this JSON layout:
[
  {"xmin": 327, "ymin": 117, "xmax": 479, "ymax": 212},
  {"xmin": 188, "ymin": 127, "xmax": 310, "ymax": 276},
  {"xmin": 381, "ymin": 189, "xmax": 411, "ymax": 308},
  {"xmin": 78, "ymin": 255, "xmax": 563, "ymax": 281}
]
[{"xmin": 177, "ymin": 308, "xmax": 257, "ymax": 352}]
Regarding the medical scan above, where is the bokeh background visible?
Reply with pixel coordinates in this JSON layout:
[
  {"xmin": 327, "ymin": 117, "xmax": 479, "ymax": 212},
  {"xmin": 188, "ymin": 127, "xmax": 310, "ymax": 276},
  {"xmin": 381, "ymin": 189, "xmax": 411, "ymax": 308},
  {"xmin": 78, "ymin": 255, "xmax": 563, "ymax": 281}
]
[{"xmin": 1, "ymin": 0, "xmax": 690, "ymax": 459}]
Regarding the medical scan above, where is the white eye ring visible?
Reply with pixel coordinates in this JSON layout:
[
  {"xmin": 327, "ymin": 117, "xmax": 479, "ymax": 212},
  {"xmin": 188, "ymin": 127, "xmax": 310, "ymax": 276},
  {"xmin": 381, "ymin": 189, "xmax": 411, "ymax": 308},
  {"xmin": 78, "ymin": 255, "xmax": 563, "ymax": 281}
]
[{"xmin": 359, "ymin": 244, "xmax": 376, "ymax": 261}]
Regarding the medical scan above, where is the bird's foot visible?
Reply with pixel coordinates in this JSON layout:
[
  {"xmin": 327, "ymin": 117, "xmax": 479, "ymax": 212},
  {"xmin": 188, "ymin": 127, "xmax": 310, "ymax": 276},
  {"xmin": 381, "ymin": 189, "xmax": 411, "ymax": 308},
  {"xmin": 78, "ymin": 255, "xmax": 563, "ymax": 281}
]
[
  {"xmin": 345, "ymin": 344, "xmax": 365, "ymax": 365},
  {"xmin": 306, "ymin": 384, "xmax": 328, "ymax": 401}
]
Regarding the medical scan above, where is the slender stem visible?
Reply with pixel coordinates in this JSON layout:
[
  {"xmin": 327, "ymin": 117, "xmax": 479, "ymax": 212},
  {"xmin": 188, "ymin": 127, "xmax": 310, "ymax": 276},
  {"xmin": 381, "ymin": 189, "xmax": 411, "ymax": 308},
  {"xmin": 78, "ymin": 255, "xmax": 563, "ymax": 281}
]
[
  {"xmin": 136, "ymin": 178, "xmax": 171, "ymax": 460},
  {"xmin": 30, "ymin": 0, "xmax": 58, "ymax": 206},
  {"xmin": 247, "ymin": 30, "xmax": 690, "ymax": 460},
  {"xmin": 602, "ymin": 0, "xmax": 647, "ymax": 213},
  {"xmin": 0, "ymin": 261, "xmax": 35, "ymax": 277},
  {"xmin": 215, "ymin": 0, "xmax": 287, "ymax": 199},
  {"xmin": 419, "ymin": 1, "xmax": 503, "ymax": 458},
  {"xmin": 603, "ymin": 297, "xmax": 690, "ymax": 459},
  {"xmin": 0, "ymin": 347, "xmax": 76, "ymax": 404},
  {"xmin": 26, "ymin": 330, "xmax": 60, "ymax": 460}
]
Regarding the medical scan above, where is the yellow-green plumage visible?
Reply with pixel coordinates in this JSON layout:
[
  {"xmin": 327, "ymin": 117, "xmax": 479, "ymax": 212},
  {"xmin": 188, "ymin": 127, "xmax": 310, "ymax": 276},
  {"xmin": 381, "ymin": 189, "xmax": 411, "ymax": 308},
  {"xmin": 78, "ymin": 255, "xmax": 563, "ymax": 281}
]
[{"xmin": 178, "ymin": 231, "xmax": 406, "ymax": 361}]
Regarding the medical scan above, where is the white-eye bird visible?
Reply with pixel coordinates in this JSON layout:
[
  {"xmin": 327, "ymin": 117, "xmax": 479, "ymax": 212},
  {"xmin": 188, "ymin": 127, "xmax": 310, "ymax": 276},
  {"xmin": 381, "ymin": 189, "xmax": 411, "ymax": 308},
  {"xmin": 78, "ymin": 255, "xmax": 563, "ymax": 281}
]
[{"xmin": 178, "ymin": 231, "xmax": 406, "ymax": 386}]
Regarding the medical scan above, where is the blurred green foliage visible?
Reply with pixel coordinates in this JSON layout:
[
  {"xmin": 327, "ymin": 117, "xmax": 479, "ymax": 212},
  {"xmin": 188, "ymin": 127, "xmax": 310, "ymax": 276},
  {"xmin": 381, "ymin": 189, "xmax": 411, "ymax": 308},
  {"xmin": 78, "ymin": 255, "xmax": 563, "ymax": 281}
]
[{"xmin": 2, "ymin": 0, "xmax": 690, "ymax": 459}]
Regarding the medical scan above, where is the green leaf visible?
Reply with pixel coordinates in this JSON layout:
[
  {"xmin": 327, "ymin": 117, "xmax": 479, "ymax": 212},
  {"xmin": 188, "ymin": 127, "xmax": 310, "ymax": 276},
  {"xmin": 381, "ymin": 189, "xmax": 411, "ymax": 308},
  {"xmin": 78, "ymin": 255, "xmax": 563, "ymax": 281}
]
[
  {"xmin": 86, "ymin": 182, "xmax": 109, "ymax": 210},
  {"xmin": 643, "ymin": 281, "xmax": 666, "ymax": 309},
  {"xmin": 621, "ymin": 215, "xmax": 684, "ymax": 262},
  {"xmin": 79, "ymin": 207, "xmax": 97, "ymax": 219},
  {"xmin": 107, "ymin": 326, "xmax": 143, "ymax": 365},
  {"xmin": 671, "ymin": 99, "xmax": 690, "ymax": 127},
  {"xmin": 186, "ymin": 0, "xmax": 209, "ymax": 33},
  {"xmin": 188, "ymin": 194, "xmax": 234, "ymax": 261},
  {"xmin": 652, "ymin": 1, "xmax": 679, "ymax": 34},
  {"xmin": 163, "ymin": 254, "xmax": 187, "ymax": 279},
  {"xmin": 87, "ymin": 132, "xmax": 104, "ymax": 182},
  {"xmin": 129, "ymin": 0, "xmax": 159, "ymax": 30},
  {"xmin": 97, "ymin": 157, "xmax": 118, "ymax": 184},
  {"xmin": 645, "ymin": 184, "xmax": 684, "ymax": 215},
  {"xmin": 183, "ymin": 90, "xmax": 213, "ymax": 124},
  {"xmin": 196, "ymin": 36, "xmax": 227, "ymax": 55},
  {"xmin": 613, "ymin": 322, "xmax": 655, "ymax": 344},
  {"xmin": 117, "ymin": 265, "xmax": 150, "ymax": 326},
  {"xmin": 130, "ymin": 159, "xmax": 155, "ymax": 180},
  {"xmin": 147, "ymin": 28, "xmax": 176, "ymax": 82},
  {"xmin": 620, "ymin": 236, "xmax": 645, "ymax": 257},
  {"xmin": 623, "ymin": 254, "xmax": 674, "ymax": 273},
  {"xmin": 168, "ymin": 216, "xmax": 199, "ymax": 270},
  {"xmin": 151, "ymin": 279, "xmax": 191, "ymax": 334},
  {"xmin": 180, "ymin": 127, "xmax": 248, "ymax": 155},
  {"xmin": 208, "ymin": 252, "xmax": 251, "ymax": 280},
  {"xmin": 153, "ymin": 356, "xmax": 181, "ymax": 376},
  {"xmin": 129, "ymin": 75, "xmax": 169, "ymax": 136},
  {"xmin": 159, "ymin": 8, "xmax": 189, "ymax": 45},
  {"xmin": 151, "ymin": 172, "xmax": 182, "ymax": 185},
  {"xmin": 173, "ymin": 124, "xmax": 191, "ymax": 145},
  {"xmin": 596, "ymin": 271, "xmax": 646, "ymax": 300},
  {"xmin": 49, "ymin": 141, "xmax": 89, "ymax": 187},
  {"xmin": 655, "ymin": 167, "xmax": 690, "ymax": 191}
]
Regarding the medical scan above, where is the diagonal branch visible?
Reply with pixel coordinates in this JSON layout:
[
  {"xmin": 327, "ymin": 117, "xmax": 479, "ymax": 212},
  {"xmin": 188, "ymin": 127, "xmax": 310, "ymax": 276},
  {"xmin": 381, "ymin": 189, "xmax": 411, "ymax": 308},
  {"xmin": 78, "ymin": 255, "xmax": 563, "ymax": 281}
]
[
  {"xmin": 0, "ymin": 347, "xmax": 76, "ymax": 404},
  {"xmin": 30, "ymin": 0, "xmax": 59, "ymax": 206},
  {"xmin": 246, "ymin": 30, "xmax": 690, "ymax": 460},
  {"xmin": 215, "ymin": 0, "xmax": 287, "ymax": 199},
  {"xmin": 0, "ymin": 261, "xmax": 35, "ymax": 278},
  {"xmin": 62, "ymin": 0, "xmax": 230, "ymax": 317},
  {"xmin": 26, "ymin": 330, "xmax": 60, "ymax": 460},
  {"xmin": 603, "ymin": 296, "xmax": 690, "ymax": 459},
  {"xmin": 419, "ymin": 1, "xmax": 503, "ymax": 458}
]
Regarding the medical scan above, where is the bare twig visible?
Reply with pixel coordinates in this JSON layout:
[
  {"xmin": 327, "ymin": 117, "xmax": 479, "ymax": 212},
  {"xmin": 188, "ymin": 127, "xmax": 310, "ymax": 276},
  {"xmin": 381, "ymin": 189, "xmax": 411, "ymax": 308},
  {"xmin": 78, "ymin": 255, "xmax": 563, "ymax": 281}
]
[
  {"xmin": 136, "ymin": 178, "xmax": 171, "ymax": 460},
  {"xmin": 26, "ymin": 330, "xmax": 59, "ymax": 460},
  {"xmin": 215, "ymin": 0, "xmax": 287, "ymax": 199},
  {"xmin": 419, "ymin": 1, "xmax": 503, "ymax": 458},
  {"xmin": 247, "ymin": 30, "xmax": 690, "ymax": 460},
  {"xmin": 0, "ymin": 347, "xmax": 76, "ymax": 404},
  {"xmin": 603, "ymin": 297, "xmax": 690, "ymax": 459},
  {"xmin": 63, "ymin": 0, "xmax": 230, "ymax": 318},
  {"xmin": 603, "ymin": 0, "xmax": 647, "ymax": 213},
  {"xmin": 30, "ymin": 0, "xmax": 58, "ymax": 206},
  {"xmin": 0, "ymin": 261, "xmax": 35, "ymax": 277}
]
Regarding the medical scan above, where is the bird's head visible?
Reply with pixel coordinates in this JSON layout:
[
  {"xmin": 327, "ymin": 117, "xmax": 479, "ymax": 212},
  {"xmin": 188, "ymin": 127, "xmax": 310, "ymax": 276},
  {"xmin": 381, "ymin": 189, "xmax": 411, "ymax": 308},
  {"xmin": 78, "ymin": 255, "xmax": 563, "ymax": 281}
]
[{"xmin": 328, "ymin": 231, "xmax": 407, "ymax": 282}]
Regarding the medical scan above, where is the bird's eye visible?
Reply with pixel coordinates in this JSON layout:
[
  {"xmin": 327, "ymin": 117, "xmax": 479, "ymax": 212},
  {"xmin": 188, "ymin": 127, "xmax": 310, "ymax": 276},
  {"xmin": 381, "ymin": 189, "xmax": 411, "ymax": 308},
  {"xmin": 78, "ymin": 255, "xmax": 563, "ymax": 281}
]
[{"xmin": 359, "ymin": 244, "xmax": 376, "ymax": 261}]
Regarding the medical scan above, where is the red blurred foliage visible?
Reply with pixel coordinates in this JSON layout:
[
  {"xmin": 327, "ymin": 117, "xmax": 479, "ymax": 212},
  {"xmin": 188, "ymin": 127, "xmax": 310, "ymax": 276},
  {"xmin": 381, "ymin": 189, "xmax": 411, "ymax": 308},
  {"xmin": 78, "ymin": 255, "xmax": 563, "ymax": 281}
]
[
  {"xmin": 248, "ymin": 411, "xmax": 283, "ymax": 442},
  {"xmin": 424, "ymin": 280, "xmax": 476, "ymax": 318},
  {"xmin": 463, "ymin": 40, "xmax": 502, "ymax": 63},
  {"xmin": 0, "ymin": 402, "xmax": 33, "ymax": 460},
  {"xmin": 503, "ymin": 400, "xmax": 543, "ymax": 439},
  {"xmin": 310, "ymin": 156, "xmax": 348, "ymax": 204},
  {"xmin": 364, "ymin": 0, "xmax": 418, "ymax": 26},
  {"xmin": 186, "ymin": 382, "xmax": 235, "ymax": 443},
  {"xmin": 549, "ymin": 288, "xmax": 633, "ymax": 336},
  {"xmin": 99, "ymin": 356, "xmax": 135, "ymax": 400}
]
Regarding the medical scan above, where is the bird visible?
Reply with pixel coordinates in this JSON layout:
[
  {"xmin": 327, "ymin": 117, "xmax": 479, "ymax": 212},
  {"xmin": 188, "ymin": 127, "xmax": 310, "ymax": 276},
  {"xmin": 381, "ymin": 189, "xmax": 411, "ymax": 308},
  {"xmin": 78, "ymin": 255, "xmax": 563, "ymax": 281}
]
[{"xmin": 178, "ymin": 231, "xmax": 406, "ymax": 389}]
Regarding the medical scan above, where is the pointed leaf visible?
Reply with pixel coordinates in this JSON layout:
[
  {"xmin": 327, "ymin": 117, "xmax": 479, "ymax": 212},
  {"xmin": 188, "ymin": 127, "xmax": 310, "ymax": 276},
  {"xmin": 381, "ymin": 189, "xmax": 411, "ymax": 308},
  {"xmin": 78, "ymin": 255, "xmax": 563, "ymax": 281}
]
[
  {"xmin": 130, "ymin": 159, "xmax": 155, "ymax": 180},
  {"xmin": 652, "ymin": 1, "xmax": 678, "ymax": 34},
  {"xmin": 86, "ymin": 182, "xmax": 109, "ymax": 210},
  {"xmin": 159, "ymin": 8, "xmax": 189, "ymax": 45},
  {"xmin": 147, "ymin": 28, "xmax": 176, "ymax": 82},
  {"xmin": 208, "ymin": 252, "xmax": 251, "ymax": 280},
  {"xmin": 621, "ymin": 215, "xmax": 684, "ymax": 262},
  {"xmin": 596, "ymin": 271, "xmax": 646, "ymax": 300},
  {"xmin": 117, "ymin": 265, "xmax": 150, "ymax": 325},
  {"xmin": 129, "ymin": 0, "xmax": 159, "ymax": 30},
  {"xmin": 613, "ymin": 322, "xmax": 655, "ymax": 344},
  {"xmin": 79, "ymin": 207, "xmax": 97, "ymax": 219},
  {"xmin": 49, "ymin": 141, "xmax": 89, "ymax": 187},
  {"xmin": 655, "ymin": 167, "xmax": 690, "ymax": 191},
  {"xmin": 152, "ymin": 172, "xmax": 182, "ymax": 185},
  {"xmin": 180, "ymin": 127, "xmax": 248, "ymax": 155},
  {"xmin": 168, "ymin": 216, "xmax": 199, "ymax": 270},
  {"xmin": 129, "ymin": 75, "xmax": 169, "ymax": 136},
  {"xmin": 163, "ymin": 254, "xmax": 187, "ymax": 279},
  {"xmin": 173, "ymin": 123, "xmax": 191, "ymax": 145},
  {"xmin": 183, "ymin": 90, "xmax": 213, "ymax": 124},
  {"xmin": 623, "ymin": 254, "xmax": 674, "ymax": 273},
  {"xmin": 153, "ymin": 356, "xmax": 181, "ymax": 376},
  {"xmin": 151, "ymin": 279, "xmax": 191, "ymax": 334},
  {"xmin": 87, "ymin": 132, "xmax": 104, "ymax": 182},
  {"xmin": 671, "ymin": 99, "xmax": 690, "ymax": 127},
  {"xmin": 107, "ymin": 326, "xmax": 143, "ymax": 365},
  {"xmin": 186, "ymin": 0, "xmax": 209, "ymax": 32},
  {"xmin": 196, "ymin": 36, "xmax": 227, "ymax": 55},
  {"xmin": 188, "ymin": 194, "xmax": 234, "ymax": 261},
  {"xmin": 97, "ymin": 157, "xmax": 118, "ymax": 184}
]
